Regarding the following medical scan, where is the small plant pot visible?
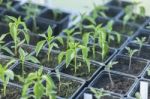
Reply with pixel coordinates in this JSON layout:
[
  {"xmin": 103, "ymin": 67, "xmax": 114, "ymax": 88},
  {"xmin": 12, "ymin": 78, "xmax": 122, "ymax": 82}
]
[
  {"xmin": 26, "ymin": 17, "xmax": 57, "ymax": 35},
  {"xmin": 119, "ymin": 13, "xmax": 149, "ymax": 26},
  {"xmin": 120, "ymin": 42, "xmax": 150, "ymax": 60},
  {"xmin": 129, "ymin": 79, "xmax": 150, "ymax": 98},
  {"xmin": 91, "ymin": 6, "xmax": 122, "ymax": 19},
  {"xmin": 50, "ymin": 36, "xmax": 80, "ymax": 52},
  {"xmin": 2, "ymin": 41, "xmax": 34, "ymax": 58},
  {"xmin": 0, "ymin": 82, "xmax": 22, "ymax": 99},
  {"xmin": 0, "ymin": 55, "xmax": 18, "ymax": 68},
  {"xmin": 106, "ymin": 0, "xmax": 132, "ymax": 8},
  {"xmin": 10, "ymin": 61, "xmax": 48, "ymax": 86},
  {"xmin": 32, "ymin": 48, "xmax": 65, "ymax": 71},
  {"xmin": 110, "ymin": 54, "xmax": 149, "ymax": 77},
  {"xmin": 89, "ymin": 70, "xmax": 137, "ymax": 96},
  {"xmin": 76, "ymin": 87, "xmax": 123, "ymax": 99},
  {"xmin": 132, "ymin": 29, "xmax": 150, "ymax": 45},
  {"xmin": 15, "ymin": 3, "xmax": 45, "ymax": 16},
  {"xmin": 111, "ymin": 20, "xmax": 138, "ymax": 36},
  {"xmin": 58, "ymin": 57, "xmax": 103, "ymax": 81},
  {"xmin": 49, "ymin": 73, "xmax": 85, "ymax": 99},
  {"xmin": 39, "ymin": 8, "xmax": 70, "ymax": 32},
  {"xmin": 78, "ymin": 44, "xmax": 117, "ymax": 65}
]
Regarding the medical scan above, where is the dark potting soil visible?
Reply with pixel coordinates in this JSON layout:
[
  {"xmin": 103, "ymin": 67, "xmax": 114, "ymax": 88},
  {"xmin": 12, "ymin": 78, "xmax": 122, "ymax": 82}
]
[
  {"xmin": 122, "ymin": 43, "xmax": 150, "ymax": 60},
  {"xmin": 51, "ymin": 75, "xmax": 82, "ymax": 98},
  {"xmin": 92, "ymin": 73, "xmax": 134, "ymax": 95},
  {"xmin": 12, "ymin": 63, "xmax": 39, "ymax": 85},
  {"xmin": 61, "ymin": 59, "xmax": 99, "ymax": 80},
  {"xmin": 36, "ymin": 50, "xmax": 59, "ymax": 69},
  {"xmin": 111, "ymin": 55, "xmax": 147, "ymax": 76},
  {"xmin": 0, "ymin": 85, "xmax": 21, "ymax": 99}
]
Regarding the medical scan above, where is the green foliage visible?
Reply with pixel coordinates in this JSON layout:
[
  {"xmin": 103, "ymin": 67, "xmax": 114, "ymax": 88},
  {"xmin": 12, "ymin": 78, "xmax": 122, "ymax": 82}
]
[
  {"xmin": 0, "ymin": 34, "xmax": 14, "ymax": 55},
  {"xmin": 58, "ymin": 41, "xmax": 90, "ymax": 73},
  {"xmin": 133, "ymin": 37, "xmax": 146, "ymax": 55},
  {"xmin": 92, "ymin": 3, "xmax": 108, "ymax": 19},
  {"xmin": 21, "ymin": 67, "xmax": 56, "ymax": 99},
  {"xmin": 125, "ymin": 47, "xmax": 138, "ymax": 70},
  {"xmin": 18, "ymin": 47, "xmax": 40, "ymax": 78},
  {"xmin": 0, "ymin": 59, "xmax": 16, "ymax": 96},
  {"xmin": 123, "ymin": 1, "xmax": 145, "ymax": 25},
  {"xmin": 90, "ymin": 87, "xmax": 109, "ymax": 99},
  {"xmin": 8, "ymin": 16, "xmax": 29, "ymax": 55},
  {"xmin": 35, "ymin": 26, "xmax": 62, "ymax": 61}
]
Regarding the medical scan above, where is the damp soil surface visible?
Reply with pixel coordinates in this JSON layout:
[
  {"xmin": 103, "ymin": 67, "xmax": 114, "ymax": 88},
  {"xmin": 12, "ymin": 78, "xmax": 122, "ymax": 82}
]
[
  {"xmin": 92, "ymin": 72, "xmax": 134, "ymax": 95},
  {"xmin": 51, "ymin": 74, "xmax": 82, "ymax": 98},
  {"xmin": 111, "ymin": 55, "xmax": 147, "ymax": 76}
]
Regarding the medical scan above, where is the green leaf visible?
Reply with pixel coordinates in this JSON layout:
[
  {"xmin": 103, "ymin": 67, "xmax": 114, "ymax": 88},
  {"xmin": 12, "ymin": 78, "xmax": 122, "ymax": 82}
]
[
  {"xmin": 35, "ymin": 40, "xmax": 46, "ymax": 56},
  {"xmin": 34, "ymin": 82, "xmax": 45, "ymax": 99},
  {"xmin": 82, "ymin": 33, "xmax": 89, "ymax": 46},
  {"xmin": 66, "ymin": 49, "xmax": 74, "ymax": 67},
  {"xmin": 58, "ymin": 52, "xmax": 65, "ymax": 63}
]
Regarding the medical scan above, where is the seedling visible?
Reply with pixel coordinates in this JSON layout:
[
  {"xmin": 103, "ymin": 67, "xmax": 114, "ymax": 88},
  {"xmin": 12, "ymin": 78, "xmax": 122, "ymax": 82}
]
[
  {"xmin": 105, "ymin": 61, "xmax": 118, "ymax": 88},
  {"xmin": 133, "ymin": 37, "xmax": 146, "ymax": 56},
  {"xmin": 125, "ymin": 47, "xmax": 138, "ymax": 71},
  {"xmin": 51, "ymin": 9, "xmax": 62, "ymax": 21},
  {"xmin": 123, "ymin": 0, "xmax": 145, "ymax": 25},
  {"xmin": 90, "ymin": 87, "xmax": 110, "ymax": 99},
  {"xmin": 0, "ymin": 34, "xmax": 14, "ymax": 55},
  {"xmin": 35, "ymin": 26, "xmax": 63, "ymax": 61},
  {"xmin": 135, "ymin": 92, "xmax": 142, "ymax": 99},
  {"xmin": 92, "ymin": 3, "xmax": 108, "ymax": 19},
  {"xmin": 75, "ymin": 13, "xmax": 96, "ymax": 33},
  {"xmin": 58, "ymin": 41, "xmax": 90, "ymax": 73},
  {"xmin": 8, "ymin": 16, "xmax": 29, "ymax": 56},
  {"xmin": 21, "ymin": 67, "xmax": 56, "ymax": 99},
  {"xmin": 18, "ymin": 47, "xmax": 40, "ymax": 78},
  {"xmin": 0, "ymin": 59, "xmax": 16, "ymax": 96},
  {"xmin": 63, "ymin": 28, "xmax": 75, "ymax": 48},
  {"xmin": 23, "ymin": 0, "xmax": 41, "ymax": 32}
]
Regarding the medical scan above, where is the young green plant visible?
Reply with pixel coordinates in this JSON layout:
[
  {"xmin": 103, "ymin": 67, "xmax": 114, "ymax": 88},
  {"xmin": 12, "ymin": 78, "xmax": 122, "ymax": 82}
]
[
  {"xmin": 125, "ymin": 47, "xmax": 138, "ymax": 71},
  {"xmin": 90, "ymin": 87, "xmax": 110, "ymax": 99},
  {"xmin": 35, "ymin": 26, "xmax": 63, "ymax": 61},
  {"xmin": 18, "ymin": 47, "xmax": 40, "ymax": 78},
  {"xmin": 58, "ymin": 41, "xmax": 90, "ymax": 73},
  {"xmin": 133, "ymin": 37, "xmax": 146, "ymax": 56},
  {"xmin": 0, "ymin": 59, "xmax": 16, "ymax": 96},
  {"xmin": 105, "ymin": 61, "xmax": 118, "ymax": 88},
  {"xmin": 21, "ymin": 67, "xmax": 56, "ymax": 99},
  {"xmin": 8, "ymin": 16, "xmax": 29, "ymax": 56},
  {"xmin": 23, "ymin": 0, "xmax": 41, "ymax": 32}
]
